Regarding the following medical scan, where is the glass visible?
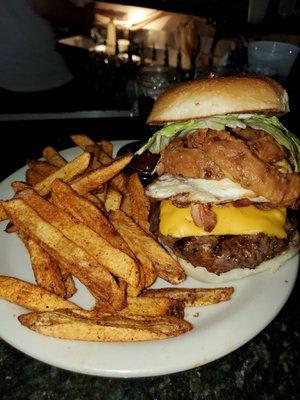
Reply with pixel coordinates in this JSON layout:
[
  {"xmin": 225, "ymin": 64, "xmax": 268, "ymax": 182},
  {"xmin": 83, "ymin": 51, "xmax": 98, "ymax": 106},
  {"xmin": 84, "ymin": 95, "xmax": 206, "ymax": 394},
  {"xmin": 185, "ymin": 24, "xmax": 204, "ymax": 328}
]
[{"xmin": 136, "ymin": 66, "xmax": 180, "ymax": 121}]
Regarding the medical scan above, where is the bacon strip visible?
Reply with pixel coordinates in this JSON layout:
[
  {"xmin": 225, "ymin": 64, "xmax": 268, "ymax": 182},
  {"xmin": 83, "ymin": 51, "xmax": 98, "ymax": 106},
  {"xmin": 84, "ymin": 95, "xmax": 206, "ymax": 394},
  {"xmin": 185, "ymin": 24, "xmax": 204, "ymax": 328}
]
[{"xmin": 191, "ymin": 203, "xmax": 217, "ymax": 232}]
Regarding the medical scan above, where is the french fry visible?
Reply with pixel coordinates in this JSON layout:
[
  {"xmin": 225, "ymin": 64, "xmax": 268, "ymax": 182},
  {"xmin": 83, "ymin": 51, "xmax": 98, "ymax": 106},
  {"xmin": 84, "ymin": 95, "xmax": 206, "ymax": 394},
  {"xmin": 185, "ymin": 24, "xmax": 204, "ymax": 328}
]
[
  {"xmin": 1, "ymin": 153, "xmax": 90, "ymax": 220},
  {"xmin": 57, "ymin": 259, "xmax": 77, "ymax": 298},
  {"xmin": 97, "ymin": 149, "xmax": 112, "ymax": 165},
  {"xmin": 26, "ymin": 168, "xmax": 45, "ymax": 185},
  {"xmin": 34, "ymin": 152, "xmax": 91, "ymax": 197},
  {"xmin": 18, "ymin": 189, "xmax": 140, "ymax": 288},
  {"xmin": 109, "ymin": 210, "xmax": 185, "ymax": 285},
  {"xmin": 3, "ymin": 199, "xmax": 125, "ymax": 310},
  {"xmin": 19, "ymin": 309, "xmax": 192, "ymax": 342},
  {"xmin": 100, "ymin": 139, "xmax": 113, "ymax": 157},
  {"xmin": 81, "ymin": 192, "xmax": 106, "ymax": 213},
  {"xmin": 128, "ymin": 173, "xmax": 151, "ymax": 233},
  {"xmin": 0, "ymin": 202, "xmax": 8, "ymax": 221},
  {"xmin": 142, "ymin": 287, "xmax": 234, "ymax": 307},
  {"xmin": 0, "ymin": 276, "xmax": 78, "ymax": 311},
  {"xmin": 71, "ymin": 134, "xmax": 95, "ymax": 150},
  {"xmin": 126, "ymin": 264, "xmax": 146, "ymax": 297},
  {"xmin": 85, "ymin": 144, "xmax": 103, "ymax": 170},
  {"xmin": 121, "ymin": 193, "xmax": 133, "ymax": 217},
  {"xmin": 51, "ymin": 179, "xmax": 134, "ymax": 258},
  {"xmin": 93, "ymin": 184, "xmax": 107, "ymax": 203},
  {"xmin": 18, "ymin": 231, "xmax": 67, "ymax": 298},
  {"xmin": 43, "ymin": 146, "xmax": 67, "ymax": 168},
  {"xmin": 12, "ymin": 181, "xmax": 30, "ymax": 193},
  {"xmin": 119, "ymin": 297, "xmax": 184, "ymax": 318},
  {"xmin": 105, "ymin": 187, "xmax": 122, "ymax": 212},
  {"xmin": 97, "ymin": 150, "xmax": 129, "ymax": 195},
  {"xmin": 71, "ymin": 154, "xmax": 132, "ymax": 195},
  {"xmin": 26, "ymin": 160, "xmax": 58, "ymax": 177},
  {"xmin": 108, "ymin": 211, "xmax": 157, "ymax": 288}
]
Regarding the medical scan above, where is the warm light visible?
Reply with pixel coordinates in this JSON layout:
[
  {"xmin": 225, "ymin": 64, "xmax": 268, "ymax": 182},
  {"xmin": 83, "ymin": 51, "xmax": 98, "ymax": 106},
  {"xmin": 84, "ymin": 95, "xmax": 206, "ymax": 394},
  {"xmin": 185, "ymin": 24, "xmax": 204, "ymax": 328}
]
[
  {"xmin": 114, "ymin": 8, "xmax": 154, "ymax": 29},
  {"xmin": 118, "ymin": 39, "xmax": 129, "ymax": 52},
  {"xmin": 94, "ymin": 44, "xmax": 107, "ymax": 53}
]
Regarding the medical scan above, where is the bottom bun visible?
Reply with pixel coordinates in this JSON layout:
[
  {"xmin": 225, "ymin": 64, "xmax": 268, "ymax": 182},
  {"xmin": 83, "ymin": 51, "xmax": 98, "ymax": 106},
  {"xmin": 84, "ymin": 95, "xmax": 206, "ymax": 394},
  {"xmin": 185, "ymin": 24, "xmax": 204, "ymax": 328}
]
[{"xmin": 168, "ymin": 238, "xmax": 299, "ymax": 283}]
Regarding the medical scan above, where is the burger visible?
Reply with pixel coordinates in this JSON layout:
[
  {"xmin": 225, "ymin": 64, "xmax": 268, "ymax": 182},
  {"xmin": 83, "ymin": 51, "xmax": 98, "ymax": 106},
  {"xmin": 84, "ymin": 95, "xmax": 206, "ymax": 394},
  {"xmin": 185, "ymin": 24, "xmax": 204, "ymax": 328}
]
[{"xmin": 137, "ymin": 76, "xmax": 300, "ymax": 282}]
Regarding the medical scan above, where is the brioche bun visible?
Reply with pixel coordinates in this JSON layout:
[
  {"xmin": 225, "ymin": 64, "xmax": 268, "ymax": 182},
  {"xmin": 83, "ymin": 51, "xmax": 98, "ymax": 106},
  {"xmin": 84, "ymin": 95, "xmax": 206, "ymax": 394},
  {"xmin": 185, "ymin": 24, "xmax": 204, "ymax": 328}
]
[{"xmin": 147, "ymin": 76, "xmax": 289, "ymax": 125}]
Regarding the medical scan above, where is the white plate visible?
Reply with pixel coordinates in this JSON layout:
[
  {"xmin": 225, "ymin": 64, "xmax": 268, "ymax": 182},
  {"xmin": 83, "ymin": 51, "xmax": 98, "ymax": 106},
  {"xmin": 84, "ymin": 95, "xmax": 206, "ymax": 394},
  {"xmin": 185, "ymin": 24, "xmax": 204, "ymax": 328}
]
[{"xmin": 0, "ymin": 141, "xmax": 298, "ymax": 378}]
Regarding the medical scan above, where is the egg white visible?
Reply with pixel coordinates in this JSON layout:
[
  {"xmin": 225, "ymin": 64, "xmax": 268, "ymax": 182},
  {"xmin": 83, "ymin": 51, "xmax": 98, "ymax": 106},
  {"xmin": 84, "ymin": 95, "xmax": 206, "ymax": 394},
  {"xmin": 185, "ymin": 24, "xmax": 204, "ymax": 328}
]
[{"xmin": 146, "ymin": 174, "xmax": 267, "ymax": 203}]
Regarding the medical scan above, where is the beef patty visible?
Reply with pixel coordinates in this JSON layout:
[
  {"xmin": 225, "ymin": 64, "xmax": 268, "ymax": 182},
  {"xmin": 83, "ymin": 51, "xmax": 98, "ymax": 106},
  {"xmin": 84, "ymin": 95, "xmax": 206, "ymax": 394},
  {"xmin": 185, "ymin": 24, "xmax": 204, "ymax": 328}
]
[{"xmin": 150, "ymin": 204, "xmax": 298, "ymax": 275}]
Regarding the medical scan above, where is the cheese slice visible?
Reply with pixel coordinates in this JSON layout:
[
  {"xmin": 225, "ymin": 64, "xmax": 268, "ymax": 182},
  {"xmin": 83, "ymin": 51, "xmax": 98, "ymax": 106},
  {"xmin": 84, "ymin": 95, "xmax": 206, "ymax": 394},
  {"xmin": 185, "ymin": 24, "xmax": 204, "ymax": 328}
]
[{"xmin": 159, "ymin": 201, "xmax": 287, "ymax": 239}]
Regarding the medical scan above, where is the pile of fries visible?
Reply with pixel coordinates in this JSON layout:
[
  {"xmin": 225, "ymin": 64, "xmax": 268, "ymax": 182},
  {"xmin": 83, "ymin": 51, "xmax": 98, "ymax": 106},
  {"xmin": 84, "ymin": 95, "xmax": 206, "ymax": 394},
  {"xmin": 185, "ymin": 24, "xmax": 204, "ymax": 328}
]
[{"xmin": 0, "ymin": 135, "xmax": 234, "ymax": 342}]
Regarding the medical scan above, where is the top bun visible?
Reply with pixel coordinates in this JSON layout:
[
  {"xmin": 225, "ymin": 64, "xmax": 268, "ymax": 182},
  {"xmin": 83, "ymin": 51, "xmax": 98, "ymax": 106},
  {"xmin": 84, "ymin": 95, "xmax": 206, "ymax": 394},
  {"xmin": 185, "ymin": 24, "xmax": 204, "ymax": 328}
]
[{"xmin": 147, "ymin": 76, "xmax": 289, "ymax": 125}]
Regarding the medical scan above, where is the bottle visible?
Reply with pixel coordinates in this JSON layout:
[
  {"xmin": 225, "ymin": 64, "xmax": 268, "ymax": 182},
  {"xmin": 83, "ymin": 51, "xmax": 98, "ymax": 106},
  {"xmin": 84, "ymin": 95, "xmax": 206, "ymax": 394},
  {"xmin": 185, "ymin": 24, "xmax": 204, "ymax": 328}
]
[
  {"xmin": 176, "ymin": 47, "xmax": 183, "ymax": 79},
  {"xmin": 127, "ymin": 40, "xmax": 133, "ymax": 64},
  {"xmin": 140, "ymin": 41, "xmax": 145, "ymax": 66},
  {"xmin": 164, "ymin": 43, "xmax": 169, "ymax": 67},
  {"xmin": 152, "ymin": 44, "xmax": 157, "ymax": 62},
  {"xmin": 188, "ymin": 49, "xmax": 197, "ymax": 80},
  {"xmin": 115, "ymin": 37, "xmax": 119, "ymax": 56}
]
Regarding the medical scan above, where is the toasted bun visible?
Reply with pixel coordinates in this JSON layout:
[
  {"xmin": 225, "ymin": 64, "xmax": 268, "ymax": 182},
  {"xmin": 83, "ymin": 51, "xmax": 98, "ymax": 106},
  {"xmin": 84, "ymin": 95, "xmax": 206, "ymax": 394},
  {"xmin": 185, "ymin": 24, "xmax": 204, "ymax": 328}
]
[
  {"xmin": 172, "ymin": 242, "xmax": 299, "ymax": 283},
  {"xmin": 147, "ymin": 76, "xmax": 289, "ymax": 125}
]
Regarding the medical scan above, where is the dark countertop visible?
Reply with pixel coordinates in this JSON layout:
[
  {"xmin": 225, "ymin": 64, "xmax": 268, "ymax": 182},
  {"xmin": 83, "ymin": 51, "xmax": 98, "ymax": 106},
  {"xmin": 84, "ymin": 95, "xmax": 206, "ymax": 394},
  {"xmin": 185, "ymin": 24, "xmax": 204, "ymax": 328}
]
[{"xmin": 0, "ymin": 119, "xmax": 299, "ymax": 400}]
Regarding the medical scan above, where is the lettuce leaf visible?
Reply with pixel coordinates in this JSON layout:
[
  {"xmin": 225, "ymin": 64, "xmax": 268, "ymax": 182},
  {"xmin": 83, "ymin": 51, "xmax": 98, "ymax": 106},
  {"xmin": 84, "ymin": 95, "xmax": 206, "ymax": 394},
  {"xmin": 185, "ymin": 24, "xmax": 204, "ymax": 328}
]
[{"xmin": 136, "ymin": 114, "xmax": 300, "ymax": 172}]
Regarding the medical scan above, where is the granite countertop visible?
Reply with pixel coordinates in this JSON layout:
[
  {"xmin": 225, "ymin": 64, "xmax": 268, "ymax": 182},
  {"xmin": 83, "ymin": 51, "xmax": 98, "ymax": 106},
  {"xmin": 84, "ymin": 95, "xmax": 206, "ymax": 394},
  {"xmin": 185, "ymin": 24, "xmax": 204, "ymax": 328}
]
[{"xmin": 0, "ymin": 126, "xmax": 299, "ymax": 400}]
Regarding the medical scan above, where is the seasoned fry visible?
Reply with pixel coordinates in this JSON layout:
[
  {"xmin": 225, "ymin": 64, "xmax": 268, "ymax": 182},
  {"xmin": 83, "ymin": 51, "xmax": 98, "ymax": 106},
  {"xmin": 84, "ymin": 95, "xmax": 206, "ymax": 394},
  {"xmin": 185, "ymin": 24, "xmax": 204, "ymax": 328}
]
[
  {"xmin": 26, "ymin": 160, "xmax": 58, "ymax": 176},
  {"xmin": 97, "ymin": 149, "xmax": 112, "ymax": 165},
  {"xmin": 97, "ymin": 150, "xmax": 129, "ymax": 194},
  {"xmin": 81, "ymin": 192, "xmax": 106, "ymax": 212},
  {"xmin": 18, "ymin": 189, "xmax": 140, "ymax": 288},
  {"xmin": 12, "ymin": 181, "xmax": 29, "ymax": 193},
  {"xmin": 0, "ymin": 276, "xmax": 78, "ymax": 311},
  {"xmin": 120, "ymin": 297, "xmax": 184, "ymax": 318},
  {"xmin": 34, "ymin": 152, "xmax": 91, "ymax": 196},
  {"xmin": 121, "ymin": 193, "xmax": 133, "ymax": 217},
  {"xmin": 19, "ymin": 231, "xmax": 67, "ymax": 298},
  {"xmin": 93, "ymin": 184, "xmax": 107, "ymax": 203},
  {"xmin": 3, "ymin": 199, "xmax": 125, "ymax": 310},
  {"xmin": 71, "ymin": 154, "xmax": 132, "ymax": 194},
  {"xmin": 131, "ymin": 249, "xmax": 157, "ymax": 288},
  {"xmin": 57, "ymin": 259, "xmax": 77, "ymax": 298},
  {"xmin": 109, "ymin": 210, "xmax": 185, "ymax": 285},
  {"xmin": 43, "ymin": 146, "xmax": 67, "ymax": 168},
  {"xmin": 0, "ymin": 202, "xmax": 8, "ymax": 221},
  {"xmin": 19, "ymin": 309, "xmax": 192, "ymax": 341},
  {"xmin": 126, "ymin": 264, "xmax": 146, "ymax": 297},
  {"xmin": 71, "ymin": 134, "xmax": 95, "ymax": 150},
  {"xmin": 142, "ymin": 287, "xmax": 234, "ymax": 306},
  {"xmin": 100, "ymin": 139, "xmax": 113, "ymax": 156},
  {"xmin": 105, "ymin": 187, "xmax": 122, "ymax": 212},
  {"xmin": 128, "ymin": 173, "xmax": 151, "ymax": 233},
  {"xmin": 51, "ymin": 179, "xmax": 134, "ymax": 258},
  {"xmin": 26, "ymin": 168, "xmax": 45, "ymax": 185},
  {"xmin": 85, "ymin": 144, "xmax": 103, "ymax": 170}
]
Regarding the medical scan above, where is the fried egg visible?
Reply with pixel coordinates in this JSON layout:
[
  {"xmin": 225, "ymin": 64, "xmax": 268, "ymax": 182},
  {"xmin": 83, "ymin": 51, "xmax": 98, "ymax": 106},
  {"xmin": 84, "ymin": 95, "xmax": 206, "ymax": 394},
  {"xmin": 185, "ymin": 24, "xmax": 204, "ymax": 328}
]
[{"xmin": 146, "ymin": 174, "xmax": 267, "ymax": 204}]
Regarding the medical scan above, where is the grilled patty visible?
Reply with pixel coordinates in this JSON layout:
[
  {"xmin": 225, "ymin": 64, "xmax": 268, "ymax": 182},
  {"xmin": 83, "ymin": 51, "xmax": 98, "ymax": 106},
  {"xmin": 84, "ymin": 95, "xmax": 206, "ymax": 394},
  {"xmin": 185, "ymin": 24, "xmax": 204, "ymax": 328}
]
[{"xmin": 150, "ymin": 205, "xmax": 297, "ymax": 274}]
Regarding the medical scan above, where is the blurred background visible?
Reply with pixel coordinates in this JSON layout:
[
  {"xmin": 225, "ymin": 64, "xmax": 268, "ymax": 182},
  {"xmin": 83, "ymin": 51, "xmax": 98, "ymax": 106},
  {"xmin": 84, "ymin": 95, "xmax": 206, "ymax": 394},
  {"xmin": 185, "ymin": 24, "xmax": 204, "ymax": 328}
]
[{"xmin": 0, "ymin": 0, "xmax": 299, "ymax": 176}]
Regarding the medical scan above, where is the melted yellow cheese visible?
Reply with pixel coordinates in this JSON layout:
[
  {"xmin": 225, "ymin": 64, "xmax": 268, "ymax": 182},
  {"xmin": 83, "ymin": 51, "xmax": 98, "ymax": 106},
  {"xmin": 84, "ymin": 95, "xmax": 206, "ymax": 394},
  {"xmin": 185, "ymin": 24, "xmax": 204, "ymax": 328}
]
[{"xmin": 160, "ymin": 201, "xmax": 287, "ymax": 239}]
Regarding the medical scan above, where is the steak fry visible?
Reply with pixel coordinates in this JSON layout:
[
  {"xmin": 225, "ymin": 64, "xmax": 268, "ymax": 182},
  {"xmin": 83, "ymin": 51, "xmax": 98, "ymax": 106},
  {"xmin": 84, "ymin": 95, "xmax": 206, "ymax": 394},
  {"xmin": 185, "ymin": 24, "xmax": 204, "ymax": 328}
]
[
  {"xmin": 3, "ymin": 199, "xmax": 124, "ymax": 310},
  {"xmin": 19, "ymin": 310, "xmax": 192, "ymax": 342}
]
